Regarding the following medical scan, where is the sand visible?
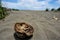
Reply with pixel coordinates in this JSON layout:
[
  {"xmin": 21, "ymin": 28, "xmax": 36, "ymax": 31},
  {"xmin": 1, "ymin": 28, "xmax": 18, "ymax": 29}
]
[{"xmin": 0, "ymin": 11, "xmax": 60, "ymax": 40}]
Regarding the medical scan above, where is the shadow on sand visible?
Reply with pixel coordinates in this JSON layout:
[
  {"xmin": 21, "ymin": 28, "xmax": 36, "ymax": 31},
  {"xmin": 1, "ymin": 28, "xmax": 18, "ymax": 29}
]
[{"xmin": 14, "ymin": 33, "xmax": 33, "ymax": 40}]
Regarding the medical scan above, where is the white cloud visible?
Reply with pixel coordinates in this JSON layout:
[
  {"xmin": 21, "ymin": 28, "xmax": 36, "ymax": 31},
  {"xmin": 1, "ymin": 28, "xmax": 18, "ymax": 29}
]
[
  {"xmin": 2, "ymin": 0, "xmax": 58, "ymax": 10},
  {"xmin": 2, "ymin": 1, "xmax": 19, "ymax": 9}
]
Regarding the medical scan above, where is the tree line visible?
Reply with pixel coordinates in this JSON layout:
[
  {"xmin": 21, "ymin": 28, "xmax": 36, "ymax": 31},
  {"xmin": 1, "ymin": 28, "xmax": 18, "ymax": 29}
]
[{"xmin": 45, "ymin": 7, "xmax": 60, "ymax": 11}]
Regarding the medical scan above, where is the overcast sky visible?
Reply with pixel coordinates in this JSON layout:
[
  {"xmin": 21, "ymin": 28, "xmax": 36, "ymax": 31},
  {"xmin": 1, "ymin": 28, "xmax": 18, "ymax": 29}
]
[{"xmin": 2, "ymin": 0, "xmax": 60, "ymax": 10}]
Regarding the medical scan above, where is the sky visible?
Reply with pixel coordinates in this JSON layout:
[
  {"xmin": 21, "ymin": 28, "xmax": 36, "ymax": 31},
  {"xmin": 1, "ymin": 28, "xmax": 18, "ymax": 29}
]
[{"xmin": 1, "ymin": 0, "xmax": 60, "ymax": 10}]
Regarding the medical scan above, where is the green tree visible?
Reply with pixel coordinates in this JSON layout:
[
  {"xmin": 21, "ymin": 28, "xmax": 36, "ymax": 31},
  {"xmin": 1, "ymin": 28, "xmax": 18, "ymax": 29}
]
[
  {"xmin": 0, "ymin": 0, "xmax": 9, "ymax": 20},
  {"xmin": 57, "ymin": 7, "xmax": 60, "ymax": 11},
  {"xmin": 45, "ymin": 8, "xmax": 49, "ymax": 11},
  {"xmin": 51, "ymin": 8, "xmax": 55, "ymax": 11}
]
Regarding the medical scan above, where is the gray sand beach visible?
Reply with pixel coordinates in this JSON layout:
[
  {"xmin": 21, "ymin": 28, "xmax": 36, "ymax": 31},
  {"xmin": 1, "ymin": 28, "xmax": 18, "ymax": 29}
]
[{"xmin": 0, "ymin": 11, "xmax": 60, "ymax": 40}]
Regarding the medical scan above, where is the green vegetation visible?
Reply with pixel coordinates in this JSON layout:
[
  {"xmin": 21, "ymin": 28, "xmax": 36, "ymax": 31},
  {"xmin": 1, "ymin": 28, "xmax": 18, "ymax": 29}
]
[
  {"xmin": 0, "ymin": 0, "xmax": 9, "ymax": 20},
  {"xmin": 45, "ymin": 7, "xmax": 60, "ymax": 12},
  {"xmin": 45, "ymin": 8, "xmax": 49, "ymax": 11},
  {"xmin": 51, "ymin": 8, "xmax": 55, "ymax": 11},
  {"xmin": 57, "ymin": 7, "xmax": 60, "ymax": 11},
  {"xmin": 12, "ymin": 9, "xmax": 19, "ymax": 11},
  {"xmin": 0, "ymin": 7, "xmax": 8, "ymax": 20},
  {"xmin": 0, "ymin": 0, "xmax": 19, "ymax": 20}
]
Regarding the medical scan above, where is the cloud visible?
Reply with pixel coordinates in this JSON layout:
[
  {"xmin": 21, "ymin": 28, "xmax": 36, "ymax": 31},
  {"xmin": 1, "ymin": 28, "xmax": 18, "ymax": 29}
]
[
  {"xmin": 2, "ymin": 1, "xmax": 18, "ymax": 9},
  {"xmin": 2, "ymin": 0, "xmax": 60, "ymax": 10}
]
